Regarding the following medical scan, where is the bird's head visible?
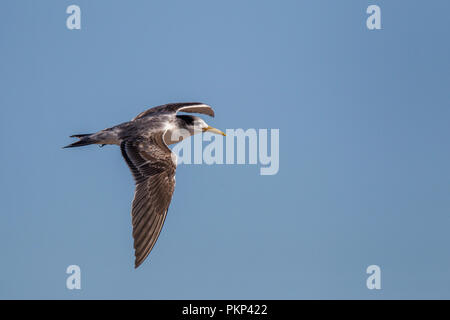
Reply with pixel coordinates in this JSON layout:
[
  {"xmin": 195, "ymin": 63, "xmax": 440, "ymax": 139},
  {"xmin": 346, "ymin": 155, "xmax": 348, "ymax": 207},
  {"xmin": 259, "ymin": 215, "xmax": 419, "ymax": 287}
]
[{"xmin": 176, "ymin": 115, "xmax": 226, "ymax": 137}]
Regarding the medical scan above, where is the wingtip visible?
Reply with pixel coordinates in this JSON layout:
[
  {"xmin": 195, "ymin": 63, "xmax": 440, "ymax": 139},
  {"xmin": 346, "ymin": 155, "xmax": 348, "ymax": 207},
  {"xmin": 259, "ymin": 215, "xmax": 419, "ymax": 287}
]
[
  {"xmin": 134, "ymin": 254, "xmax": 144, "ymax": 269},
  {"xmin": 201, "ymin": 103, "xmax": 215, "ymax": 117}
]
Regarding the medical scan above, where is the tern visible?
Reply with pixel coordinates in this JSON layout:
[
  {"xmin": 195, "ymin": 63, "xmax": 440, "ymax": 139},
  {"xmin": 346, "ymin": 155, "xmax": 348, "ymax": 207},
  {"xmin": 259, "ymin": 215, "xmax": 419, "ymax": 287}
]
[{"xmin": 64, "ymin": 102, "xmax": 225, "ymax": 268}]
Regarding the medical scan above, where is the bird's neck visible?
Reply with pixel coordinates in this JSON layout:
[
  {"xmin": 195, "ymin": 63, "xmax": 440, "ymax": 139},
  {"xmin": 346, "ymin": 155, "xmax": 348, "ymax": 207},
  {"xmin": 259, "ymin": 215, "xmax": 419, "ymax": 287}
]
[{"xmin": 163, "ymin": 126, "xmax": 197, "ymax": 145}]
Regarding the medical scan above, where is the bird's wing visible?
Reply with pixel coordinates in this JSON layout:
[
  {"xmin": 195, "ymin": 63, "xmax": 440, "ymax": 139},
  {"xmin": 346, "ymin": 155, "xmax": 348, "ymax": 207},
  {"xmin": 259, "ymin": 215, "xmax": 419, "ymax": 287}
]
[
  {"xmin": 120, "ymin": 136, "xmax": 176, "ymax": 268},
  {"xmin": 133, "ymin": 102, "xmax": 215, "ymax": 120}
]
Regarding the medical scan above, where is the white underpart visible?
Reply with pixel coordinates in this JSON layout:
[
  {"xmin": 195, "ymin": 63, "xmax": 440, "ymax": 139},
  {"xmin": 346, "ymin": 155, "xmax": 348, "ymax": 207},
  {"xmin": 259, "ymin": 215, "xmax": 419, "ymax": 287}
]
[{"xmin": 164, "ymin": 122, "xmax": 176, "ymax": 132}]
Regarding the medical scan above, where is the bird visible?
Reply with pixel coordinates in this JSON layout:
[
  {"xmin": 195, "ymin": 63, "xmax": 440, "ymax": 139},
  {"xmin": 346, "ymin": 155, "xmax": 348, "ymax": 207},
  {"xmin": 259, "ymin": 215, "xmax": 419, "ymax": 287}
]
[{"xmin": 64, "ymin": 102, "xmax": 225, "ymax": 268}]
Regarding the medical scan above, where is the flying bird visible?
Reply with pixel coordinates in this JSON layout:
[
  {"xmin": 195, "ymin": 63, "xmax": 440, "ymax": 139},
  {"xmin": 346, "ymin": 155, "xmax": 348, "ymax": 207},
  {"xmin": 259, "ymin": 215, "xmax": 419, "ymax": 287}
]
[{"xmin": 64, "ymin": 102, "xmax": 225, "ymax": 268}]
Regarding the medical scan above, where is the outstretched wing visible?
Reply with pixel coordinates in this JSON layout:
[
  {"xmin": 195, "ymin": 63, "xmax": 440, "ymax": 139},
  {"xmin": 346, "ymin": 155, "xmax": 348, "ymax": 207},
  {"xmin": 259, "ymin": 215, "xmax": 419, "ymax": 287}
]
[
  {"xmin": 133, "ymin": 102, "xmax": 215, "ymax": 120},
  {"xmin": 120, "ymin": 136, "xmax": 176, "ymax": 268}
]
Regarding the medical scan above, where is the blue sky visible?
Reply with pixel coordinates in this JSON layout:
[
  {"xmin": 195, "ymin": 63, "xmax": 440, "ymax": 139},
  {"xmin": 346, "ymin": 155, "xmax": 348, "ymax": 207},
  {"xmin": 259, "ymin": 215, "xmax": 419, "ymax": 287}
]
[{"xmin": 0, "ymin": 0, "xmax": 449, "ymax": 299}]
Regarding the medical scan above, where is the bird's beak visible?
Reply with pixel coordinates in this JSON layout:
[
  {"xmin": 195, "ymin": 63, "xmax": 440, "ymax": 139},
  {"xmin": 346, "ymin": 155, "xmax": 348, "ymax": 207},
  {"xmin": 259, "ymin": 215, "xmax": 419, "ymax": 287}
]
[{"xmin": 203, "ymin": 126, "xmax": 226, "ymax": 136}]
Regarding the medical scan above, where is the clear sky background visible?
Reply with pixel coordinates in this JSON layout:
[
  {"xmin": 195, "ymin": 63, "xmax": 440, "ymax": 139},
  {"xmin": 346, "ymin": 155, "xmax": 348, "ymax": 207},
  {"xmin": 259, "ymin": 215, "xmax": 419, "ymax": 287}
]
[{"xmin": 1, "ymin": 0, "xmax": 449, "ymax": 299}]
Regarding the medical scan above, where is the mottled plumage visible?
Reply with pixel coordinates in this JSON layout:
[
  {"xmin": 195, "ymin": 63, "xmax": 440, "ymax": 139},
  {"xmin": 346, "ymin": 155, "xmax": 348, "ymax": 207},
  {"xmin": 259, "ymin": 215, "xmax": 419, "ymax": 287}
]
[{"xmin": 64, "ymin": 102, "xmax": 225, "ymax": 268}]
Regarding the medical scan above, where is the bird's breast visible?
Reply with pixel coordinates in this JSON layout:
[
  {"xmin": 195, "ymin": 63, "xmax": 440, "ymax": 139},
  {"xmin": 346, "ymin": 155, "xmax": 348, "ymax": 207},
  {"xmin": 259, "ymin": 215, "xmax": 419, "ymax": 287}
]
[{"xmin": 163, "ymin": 125, "xmax": 194, "ymax": 145}]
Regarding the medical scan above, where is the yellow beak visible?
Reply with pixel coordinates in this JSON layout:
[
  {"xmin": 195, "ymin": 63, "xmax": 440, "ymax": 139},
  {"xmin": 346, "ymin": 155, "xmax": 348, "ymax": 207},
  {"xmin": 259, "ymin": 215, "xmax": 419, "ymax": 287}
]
[{"xmin": 203, "ymin": 126, "xmax": 226, "ymax": 136}]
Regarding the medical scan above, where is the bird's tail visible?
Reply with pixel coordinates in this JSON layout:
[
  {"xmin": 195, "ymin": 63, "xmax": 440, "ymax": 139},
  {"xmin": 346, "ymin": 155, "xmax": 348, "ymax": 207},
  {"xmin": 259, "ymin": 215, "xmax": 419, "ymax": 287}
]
[{"xmin": 63, "ymin": 133, "xmax": 95, "ymax": 148}]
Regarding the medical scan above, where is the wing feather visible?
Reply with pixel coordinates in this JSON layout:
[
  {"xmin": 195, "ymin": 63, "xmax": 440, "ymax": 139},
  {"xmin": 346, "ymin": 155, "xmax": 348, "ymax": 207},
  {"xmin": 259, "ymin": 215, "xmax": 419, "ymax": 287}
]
[
  {"xmin": 120, "ymin": 136, "xmax": 176, "ymax": 268},
  {"xmin": 132, "ymin": 102, "xmax": 215, "ymax": 120}
]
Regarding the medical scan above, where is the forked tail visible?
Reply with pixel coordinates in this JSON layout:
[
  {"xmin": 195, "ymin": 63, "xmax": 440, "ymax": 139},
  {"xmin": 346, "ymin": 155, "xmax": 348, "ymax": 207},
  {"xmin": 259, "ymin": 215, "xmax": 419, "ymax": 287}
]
[{"xmin": 63, "ymin": 134, "xmax": 95, "ymax": 148}]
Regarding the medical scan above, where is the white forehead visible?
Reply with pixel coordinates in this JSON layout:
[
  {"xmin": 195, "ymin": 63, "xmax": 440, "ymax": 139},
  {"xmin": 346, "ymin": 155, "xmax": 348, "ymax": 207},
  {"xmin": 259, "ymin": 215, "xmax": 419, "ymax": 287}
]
[{"xmin": 196, "ymin": 118, "xmax": 208, "ymax": 127}]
